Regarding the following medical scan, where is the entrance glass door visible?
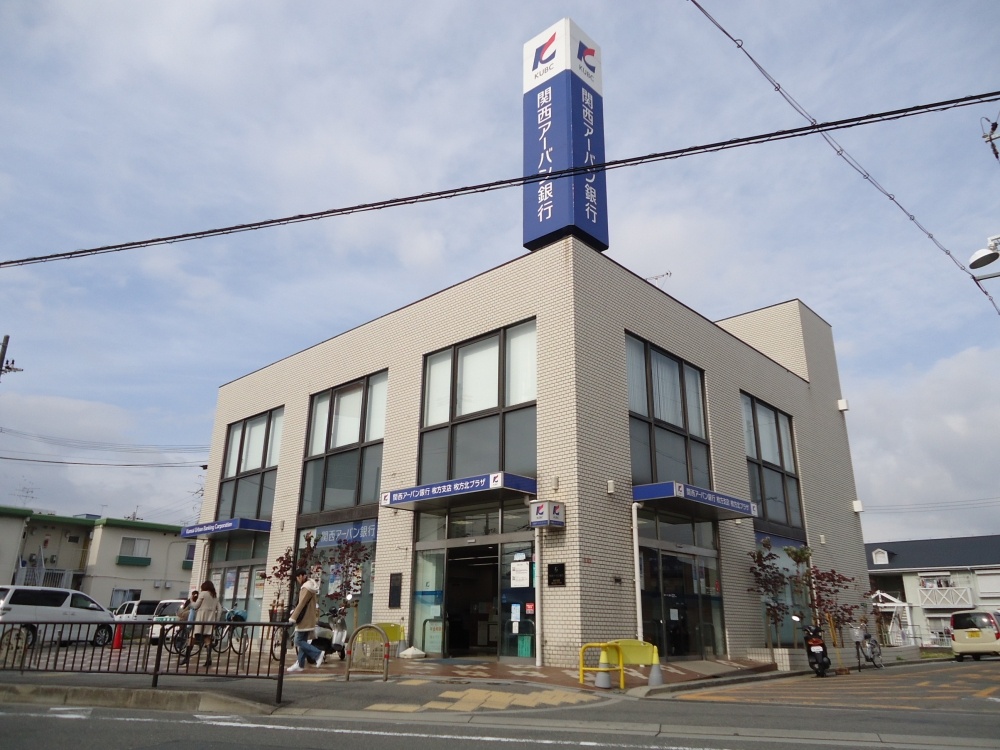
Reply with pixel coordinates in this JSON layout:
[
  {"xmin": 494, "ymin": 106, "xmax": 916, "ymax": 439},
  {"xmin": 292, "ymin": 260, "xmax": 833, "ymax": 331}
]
[{"xmin": 640, "ymin": 550, "xmax": 722, "ymax": 659}]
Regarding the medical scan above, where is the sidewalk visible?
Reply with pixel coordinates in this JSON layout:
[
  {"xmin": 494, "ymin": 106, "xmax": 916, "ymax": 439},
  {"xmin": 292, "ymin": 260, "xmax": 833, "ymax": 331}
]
[{"xmin": 0, "ymin": 656, "xmax": 781, "ymax": 716}]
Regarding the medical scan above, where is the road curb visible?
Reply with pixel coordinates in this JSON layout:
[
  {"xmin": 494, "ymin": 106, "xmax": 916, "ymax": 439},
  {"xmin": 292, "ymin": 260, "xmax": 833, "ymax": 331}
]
[{"xmin": 0, "ymin": 683, "xmax": 275, "ymax": 715}]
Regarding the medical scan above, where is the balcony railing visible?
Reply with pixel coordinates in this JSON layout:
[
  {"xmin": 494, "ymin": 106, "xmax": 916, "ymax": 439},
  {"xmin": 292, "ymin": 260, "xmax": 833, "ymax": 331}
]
[{"xmin": 916, "ymin": 586, "xmax": 973, "ymax": 608}]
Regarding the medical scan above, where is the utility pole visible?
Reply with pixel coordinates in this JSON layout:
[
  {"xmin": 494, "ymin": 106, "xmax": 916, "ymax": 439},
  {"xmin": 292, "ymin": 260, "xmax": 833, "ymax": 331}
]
[{"xmin": 0, "ymin": 335, "xmax": 24, "ymax": 383}]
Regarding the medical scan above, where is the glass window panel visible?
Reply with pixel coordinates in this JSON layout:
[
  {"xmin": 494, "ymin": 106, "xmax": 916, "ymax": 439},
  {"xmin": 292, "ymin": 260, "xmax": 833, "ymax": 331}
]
[
  {"xmin": 456, "ymin": 336, "xmax": 499, "ymax": 416},
  {"xmin": 452, "ymin": 415, "xmax": 500, "ymax": 478},
  {"xmin": 253, "ymin": 533, "xmax": 269, "ymax": 560},
  {"xmin": 786, "ymin": 476, "xmax": 802, "ymax": 528},
  {"xmin": 301, "ymin": 459, "xmax": 324, "ymax": 514},
  {"xmin": 684, "ymin": 365, "xmax": 705, "ymax": 438},
  {"xmin": 419, "ymin": 428, "xmax": 448, "ymax": 484},
  {"xmin": 747, "ymin": 463, "xmax": 762, "ymax": 504},
  {"xmin": 629, "ymin": 418, "xmax": 653, "ymax": 486},
  {"xmin": 240, "ymin": 414, "xmax": 268, "ymax": 472},
  {"xmin": 778, "ymin": 412, "xmax": 795, "ymax": 472},
  {"xmin": 448, "ymin": 502, "xmax": 499, "ymax": 538},
  {"xmin": 503, "ymin": 406, "xmax": 536, "ymax": 477},
  {"xmin": 359, "ymin": 443, "xmax": 383, "ymax": 504},
  {"xmin": 651, "ymin": 351, "xmax": 683, "ymax": 426},
  {"xmin": 636, "ymin": 508, "xmax": 657, "ymax": 539},
  {"xmin": 266, "ymin": 408, "xmax": 283, "ymax": 467},
  {"xmin": 234, "ymin": 475, "xmax": 261, "ymax": 518},
  {"xmin": 217, "ymin": 480, "xmax": 236, "ymax": 520},
  {"xmin": 755, "ymin": 403, "xmax": 781, "ymax": 465},
  {"xmin": 626, "ymin": 336, "xmax": 648, "ymax": 416},
  {"xmin": 365, "ymin": 371, "xmax": 388, "ymax": 441},
  {"xmin": 224, "ymin": 423, "xmax": 241, "ymax": 478},
  {"xmin": 324, "ymin": 450, "xmax": 359, "ymax": 510},
  {"xmin": 762, "ymin": 467, "xmax": 788, "ymax": 524},
  {"xmin": 741, "ymin": 394, "xmax": 757, "ymax": 458},
  {"xmin": 502, "ymin": 497, "xmax": 530, "ymax": 533},
  {"xmin": 417, "ymin": 511, "xmax": 447, "ymax": 542},
  {"xmin": 658, "ymin": 513, "xmax": 694, "ymax": 546},
  {"xmin": 227, "ymin": 532, "xmax": 254, "ymax": 561},
  {"xmin": 309, "ymin": 392, "xmax": 331, "ymax": 455},
  {"xmin": 654, "ymin": 427, "xmax": 687, "ymax": 483},
  {"xmin": 690, "ymin": 440, "xmax": 710, "ymax": 488},
  {"xmin": 506, "ymin": 320, "xmax": 537, "ymax": 406},
  {"xmin": 423, "ymin": 350, "xmax": 452, "ymax": 426},
  {"xmin": 259, "ymin": 469, "xmax": 276, "ymax": 520},
  {"xmin": 694, "ymin": 520, "xmax": 715, "ymax": 549},
  {"xmin": 332, "ymin": 385, "xmax": 363, "ymax": 448},
  {"xmin": 210, "ymin": 540, "xmax": 227, "ymax": 562}
]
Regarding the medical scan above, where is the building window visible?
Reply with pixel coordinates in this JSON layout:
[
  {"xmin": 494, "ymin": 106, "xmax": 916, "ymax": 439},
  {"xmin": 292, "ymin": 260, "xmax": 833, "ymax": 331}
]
[
  {"xmin": 109, "ymin": 588, "xmax": 142, "ymax": 609},
  {"xmin": 419, "ymin": 320, "xmax": 536, "ymax": 483},
  {"xmin": 218, "ymin": 406, "xmax": 284, "ymax": 522},
  {"xmin": 742, "ymin": 393, "xmax": 803, "ymax": 534},
  {"xmin": 301, "ymin": 371, "xmax": 388, "ymax": 514},
  {"xmin": 626, "ymin": 334, "xmax": 709, "ymax": 487},
  {"xmin": 119, "ymin": 537, "xmax": 150, "ymax": 557},
  {"xmin": 872, "ymin": 549, "xmax": 888, "ymax": 566}
]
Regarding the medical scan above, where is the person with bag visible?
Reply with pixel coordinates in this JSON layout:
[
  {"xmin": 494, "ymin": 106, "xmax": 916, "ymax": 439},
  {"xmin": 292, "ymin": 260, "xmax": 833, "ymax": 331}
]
[
  {"xmin": 286, "ymin": 568, "xmax": 323, "ymax": 674},
  {"xmin": 178, "ymin": 580, "xmax": 220, "ymax": 669}
]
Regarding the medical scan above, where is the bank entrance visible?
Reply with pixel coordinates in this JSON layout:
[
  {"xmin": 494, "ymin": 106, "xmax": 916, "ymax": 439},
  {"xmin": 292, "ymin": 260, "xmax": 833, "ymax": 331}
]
[{"xmin": 409, "ymin": 492, "xmax": 536, "ymax": 660}]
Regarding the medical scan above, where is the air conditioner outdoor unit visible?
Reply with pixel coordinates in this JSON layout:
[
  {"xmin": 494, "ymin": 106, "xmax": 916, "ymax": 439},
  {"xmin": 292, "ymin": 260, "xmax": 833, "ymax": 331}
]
[{"xmin": 48, "ymin": 555, "xmax": 58, "ymax": 564}]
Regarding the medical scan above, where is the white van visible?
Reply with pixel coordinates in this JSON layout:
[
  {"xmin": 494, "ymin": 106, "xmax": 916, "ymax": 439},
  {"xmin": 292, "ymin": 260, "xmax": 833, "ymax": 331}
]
[
  {"xmin": 148, "ymin": 599, "xmax": 187, "ymax": 644},
  {"xmin": 0, "ymin": 585, "xmax": 115, "ymax": 647},
  {"xmin": 113, "ymin": 599, "xmax": 161, "ymax": 624}
]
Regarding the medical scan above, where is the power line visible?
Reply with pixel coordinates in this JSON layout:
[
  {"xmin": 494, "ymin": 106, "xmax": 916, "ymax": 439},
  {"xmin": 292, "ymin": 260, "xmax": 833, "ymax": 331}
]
[
  {"xmin": 0, "ymin": 455, "xmax": 206, "ymax": 468},
  {"xmin": 688, "ymin": 0, "xmax": 1000, "ymax": 314},
  {"xmin": 865, "ymin": 496, "xmax": 1000, "ymax": 514},
  {"xmin": 2, "ymin": 90, "xmax": 998, "ymax": 270},
  {"xmin": 0, "ymin": 425, "xmax": 207, "ymax": 453}
]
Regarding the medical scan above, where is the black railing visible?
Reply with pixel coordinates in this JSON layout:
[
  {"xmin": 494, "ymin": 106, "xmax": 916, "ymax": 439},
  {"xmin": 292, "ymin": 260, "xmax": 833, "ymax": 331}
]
[{"xmin": 0, "ymin": 619, "xmax": 293, "ymax": 703}]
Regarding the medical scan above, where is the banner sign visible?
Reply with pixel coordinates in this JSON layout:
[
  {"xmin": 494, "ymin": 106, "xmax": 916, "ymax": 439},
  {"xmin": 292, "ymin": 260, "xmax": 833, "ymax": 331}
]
[
  {"xmin": 523, "ymin": 18, "xmax": 609, "ymax": 252},
  {"xmin": 313, "ymin": 520, "xmax": 378, "ymax": 547},
  {"xmin": 381, "ymin": 472, "xmax": 537, "ymax": 510},
  {"xmin": 529, "ymin": 500, "xmax": 566, "ymax": 528},
  {"xmin": 632, "ymin": 481, "xmax": 759, "ymax": 519},
  {"xmin": 181, "ymin": 517, "xmax": 271, "ymax": 538}
]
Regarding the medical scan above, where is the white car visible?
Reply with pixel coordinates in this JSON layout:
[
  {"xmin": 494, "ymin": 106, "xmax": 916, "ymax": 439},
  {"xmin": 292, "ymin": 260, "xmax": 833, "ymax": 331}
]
[
  {"xmin": 0, "ymin": 585, "xmax": 115, "ymax": 647},
  {"xmin": 148, "ymin": 599, "xmax": 187, "ymax": 644}
]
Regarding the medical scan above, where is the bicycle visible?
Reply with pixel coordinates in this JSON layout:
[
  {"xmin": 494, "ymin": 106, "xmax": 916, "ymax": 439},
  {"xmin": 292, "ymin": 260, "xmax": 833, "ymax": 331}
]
[
  {"xmin": 860, "ymin": 631, "xmax": 884, "ymax": 669},
  {"xmin": 212, "ymin": 609, "xmax": 249, "ymax": 655}
]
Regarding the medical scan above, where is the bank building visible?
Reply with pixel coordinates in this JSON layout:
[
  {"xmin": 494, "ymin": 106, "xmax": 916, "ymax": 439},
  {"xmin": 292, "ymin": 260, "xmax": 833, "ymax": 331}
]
[{"xmin": 185, "ymin": 19, "xmax": 867, "ymax": 668}]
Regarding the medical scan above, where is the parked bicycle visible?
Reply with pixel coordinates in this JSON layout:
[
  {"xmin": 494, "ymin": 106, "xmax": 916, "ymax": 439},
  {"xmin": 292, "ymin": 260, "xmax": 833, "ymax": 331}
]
[
  {"xmin": 212, "ymin": 609, "xmax": 248, "ymax": 655},
  {"xmin": 853, "ymin": 623, "xmax": 884, "ymax": 669}
]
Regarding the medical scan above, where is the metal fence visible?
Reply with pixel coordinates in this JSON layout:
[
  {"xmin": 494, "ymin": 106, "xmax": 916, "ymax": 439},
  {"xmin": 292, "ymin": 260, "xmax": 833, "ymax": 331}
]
[{"xmin": 0, "ymin": 619, "xmax": 294, "ymax": 703}]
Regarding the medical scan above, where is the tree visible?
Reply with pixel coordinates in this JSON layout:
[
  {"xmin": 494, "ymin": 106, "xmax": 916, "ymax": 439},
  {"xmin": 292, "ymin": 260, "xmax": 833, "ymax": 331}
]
[
  {"xmin": 783, "ymin": 545, "xmax": 860, "ymax": 647},
  {"xmin": 747, "ymin": 537, "xmax": 789, "ymax": 657}
]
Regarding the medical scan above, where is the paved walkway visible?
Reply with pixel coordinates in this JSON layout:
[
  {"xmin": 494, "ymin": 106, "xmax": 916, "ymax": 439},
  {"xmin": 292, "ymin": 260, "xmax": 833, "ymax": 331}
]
[{"xmin": 0, "ymin": 656, "xmax": 780, "ymax": 716}]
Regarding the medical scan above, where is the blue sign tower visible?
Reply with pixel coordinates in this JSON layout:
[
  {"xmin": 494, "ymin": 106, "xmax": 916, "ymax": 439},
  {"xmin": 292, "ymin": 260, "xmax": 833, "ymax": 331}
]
[{"xmin": 522, "ymin": 19, "xmax": 609, "ymax": 252}]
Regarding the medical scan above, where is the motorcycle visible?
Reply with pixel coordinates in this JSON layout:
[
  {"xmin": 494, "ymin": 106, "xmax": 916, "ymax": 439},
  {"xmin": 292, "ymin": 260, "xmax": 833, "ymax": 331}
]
[
  {"xmin": 792, "ymin": 614, "xmax": 831, "ymax": 677},
  {"xmin": 311, "ymin": 606, "xmax": 348, "ymax": 661}
]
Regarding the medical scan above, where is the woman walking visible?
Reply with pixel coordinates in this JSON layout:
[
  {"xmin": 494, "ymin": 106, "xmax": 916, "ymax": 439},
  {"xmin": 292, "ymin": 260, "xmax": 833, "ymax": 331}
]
[{"xmin": 179, "ymin": 580, "xmax": 220, "ymax": 669}]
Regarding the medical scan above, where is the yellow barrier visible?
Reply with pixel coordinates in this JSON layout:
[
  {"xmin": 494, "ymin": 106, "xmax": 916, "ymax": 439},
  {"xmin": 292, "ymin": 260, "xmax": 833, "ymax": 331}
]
[{"xmin": 579, "ymin": 640, "xmax": 660, "ymax": 689}]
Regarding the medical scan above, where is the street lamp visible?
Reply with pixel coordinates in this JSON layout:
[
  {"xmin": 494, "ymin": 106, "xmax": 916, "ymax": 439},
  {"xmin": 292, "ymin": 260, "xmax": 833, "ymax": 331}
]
[{"xmin": 968, "ymin": 235, "xmax": 1000, "ymax": 280}]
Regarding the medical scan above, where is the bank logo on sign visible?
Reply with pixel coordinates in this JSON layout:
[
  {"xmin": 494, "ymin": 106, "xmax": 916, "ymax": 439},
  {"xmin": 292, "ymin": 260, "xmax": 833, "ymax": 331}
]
[
  {"xmin": 576, "ymin": 41, "xmax": 596, "ymax": 72},
  {"xmin": 532, "ymin": 32, "xmax": 557, "ymax": 70}
]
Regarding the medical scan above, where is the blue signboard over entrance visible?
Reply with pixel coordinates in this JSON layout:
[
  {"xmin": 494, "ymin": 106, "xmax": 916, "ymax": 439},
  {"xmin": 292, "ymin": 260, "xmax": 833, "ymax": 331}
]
[
  {"xmin": 381, "ymin": 472, "xmax": 537, "ymax": 512},
  {"xmin": 632, "ymin": 481, "xmax": 758, "ymax": 521},
  {"xmin": 181, "ymin": 517, "xmax": 271, "ymax": 538}
]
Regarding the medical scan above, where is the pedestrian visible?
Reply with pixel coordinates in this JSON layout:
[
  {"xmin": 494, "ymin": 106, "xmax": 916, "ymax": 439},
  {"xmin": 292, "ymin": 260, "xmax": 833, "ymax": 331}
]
[
  {"xmin": 178, "ymin": 580, "xmax": 220, "ymax": 669},
  {"xmin": 286, "ymin": 568, "xmax": 323, "ymax": 673}
]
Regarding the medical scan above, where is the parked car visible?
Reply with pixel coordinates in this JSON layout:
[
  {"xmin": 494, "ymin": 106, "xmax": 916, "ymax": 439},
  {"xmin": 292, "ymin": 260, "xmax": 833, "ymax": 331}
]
[
  {"xmin": 113, "ymin": 599, "xmax": 161, "ymax": 624},
  {"xmin": 0, "ymin": 585, "xmax": 115, "ymax": 647},
  {"xmin": 951, "ymin": 609, "xmax": 1000, "ymax": 661},
  {"xmin": 148, "ymin": 599, "xmax": 187, "ymax": 644}
]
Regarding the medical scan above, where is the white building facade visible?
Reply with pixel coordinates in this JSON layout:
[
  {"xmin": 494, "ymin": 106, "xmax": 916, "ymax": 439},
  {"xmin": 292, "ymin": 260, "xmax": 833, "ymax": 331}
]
[{"xmin": 189, "ymin": 237, "xmax": 867, "ymax": 668}]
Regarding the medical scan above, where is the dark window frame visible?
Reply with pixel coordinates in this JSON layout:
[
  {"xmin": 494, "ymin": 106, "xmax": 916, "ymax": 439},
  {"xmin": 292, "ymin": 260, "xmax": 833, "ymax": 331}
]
[
  {"xmin": 742, "ymin": 393, "xmax": 805, "ymax": 540},
  {"xmin": 300, "ymin": 370, "xmax": 388, "ymax": 514},
  {"xmin": 626, "ymin": 334, "xmax": 711, "ymax": 488},
  {"xmin": 417, "ymin": 320, "xmax": 537, "ymax": 483},
  {"xmin": 216, "ymin": 406, "xmax": 283, "ymax": 522}
]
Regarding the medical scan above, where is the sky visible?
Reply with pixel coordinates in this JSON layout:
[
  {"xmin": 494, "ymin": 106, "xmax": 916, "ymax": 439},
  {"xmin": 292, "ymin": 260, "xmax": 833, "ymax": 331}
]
[{"xmin": 1, "ymin": 1, "xmax": 999, "ymax": 543}]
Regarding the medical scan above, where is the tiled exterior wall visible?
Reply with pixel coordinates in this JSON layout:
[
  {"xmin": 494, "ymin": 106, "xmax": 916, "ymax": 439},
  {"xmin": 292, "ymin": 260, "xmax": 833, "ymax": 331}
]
[{"xmin": 197, "ymin": 237, "xmax": 866, "ymax": 667}]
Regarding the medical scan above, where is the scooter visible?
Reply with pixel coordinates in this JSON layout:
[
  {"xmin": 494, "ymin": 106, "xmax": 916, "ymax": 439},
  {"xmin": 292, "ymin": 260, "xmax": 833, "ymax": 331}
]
[
  {"xmin": 311, "ymin": 607, "xmax": 348, "ymax": 661},
  {"xmin": 792, "ymin": 614, "xmax": 831, "ymax": 677}
]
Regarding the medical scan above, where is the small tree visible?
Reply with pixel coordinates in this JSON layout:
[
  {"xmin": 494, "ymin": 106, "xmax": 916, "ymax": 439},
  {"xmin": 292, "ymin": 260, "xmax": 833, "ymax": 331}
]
[
  {"xmin": 812, "ymin": 567, "xmax": 860, "ymax": 647},
  {"xmin": 747, "ymin": 537, "xmax": 789, "ymax": 658},
  {"xmin": 324, "ymin": 540, "xmax": 372, "ymax": 631},
  {"xmin": 267, "ymin": 532, "xmax": 328, "ymax": 619}
]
